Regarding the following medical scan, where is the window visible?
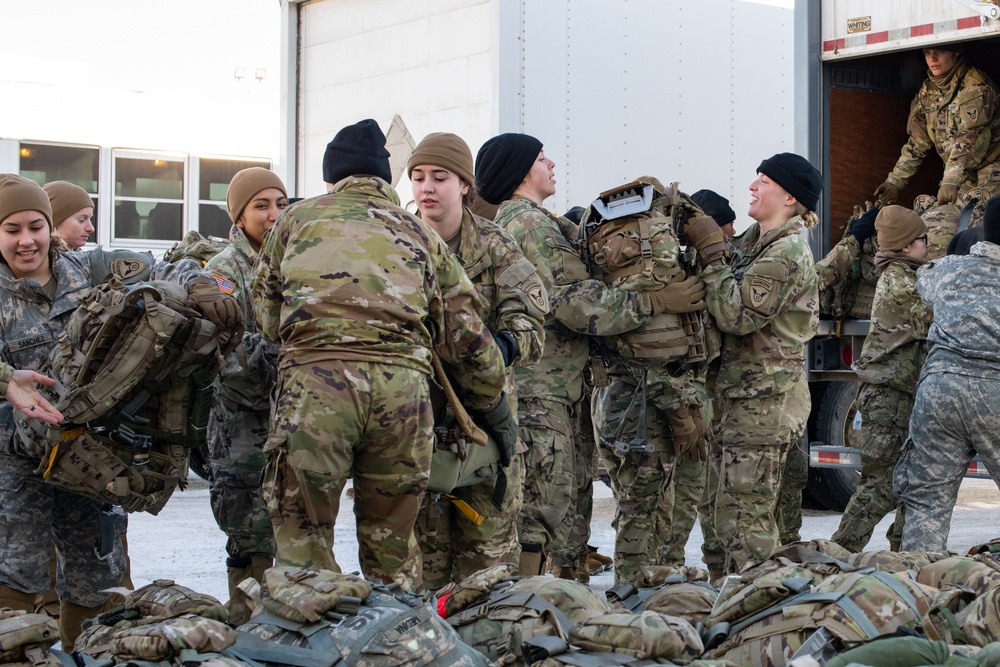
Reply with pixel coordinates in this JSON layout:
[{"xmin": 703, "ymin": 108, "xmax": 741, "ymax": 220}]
[
  {"xmin": 113, "ymin": 152, "xmax": 185, "ymax": 242},
  {"xmin": 198, "ymin": 157, "xmax": 272, "ymax": 238},
  {"xmin": 19, "ymin": 142, "xmax": 99, "ymax": 245}
]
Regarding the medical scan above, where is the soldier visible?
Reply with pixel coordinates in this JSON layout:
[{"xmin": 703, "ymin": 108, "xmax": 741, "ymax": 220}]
[
  {"xmin": 42, "ymin": 181, "xmax": 94, "ymax": 250},
  {"xmin": 684, "ymin": 153, "xmax": 821, "ymax": 576},
  {"xmin": 895, "ymin": 195, "xmax": 1000, "ymax": 552},
  {"xmin": 831, "ymin": 206, "xmax": 932, "ymax": 553},
  {"xmin": 0, "ymin": 173, "xmax": 241, "ymax": 648},
  {"xmin": 473, "ymin": 134, "xmax": 679, "ymax": 577},
  {"xmin": 874, "ymin": 46, "xmax": 1000, "ymax": 256},
  {"xmin": 204, "ymin": 167, "xmax": 287, "ymax": 624},
  {"xmin": 406, "ymin": 132, "xmax": 547, "ymax": 590},
  {"xmin": 252, "ymin": 120, "xmax": 512, "ymax": 590}
]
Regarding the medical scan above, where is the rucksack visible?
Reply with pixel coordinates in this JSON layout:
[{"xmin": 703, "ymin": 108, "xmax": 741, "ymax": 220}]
[
  {"xmin": 16, "ymin": 278, "xmax": 237, "ymax": 514},
  {"xmin": 605, "ymin": 574, "xmax": 718, "ymax": 630},
  {"xmin": 817, "ymin": 204, "xmax": 880, "ymax": 319},
  {"xmin": 0, "ymin": 609, "xmax": 60, "ymax": 667},
  {"xmin": 163, "ymin": 230, "xmax": 228, "ymax": 266},
  {"xmin": 578, "ymin": 179, "xmax": 707, "ymax": 366},
  {"xmin": 226, "ymin": 566, "xmax": 488, "ymax": 667}
]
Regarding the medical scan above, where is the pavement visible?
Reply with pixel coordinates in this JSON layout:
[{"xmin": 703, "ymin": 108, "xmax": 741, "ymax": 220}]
[{"xmin": 127, "ymin": 474, "xmax": 1000, "ymax": 604}]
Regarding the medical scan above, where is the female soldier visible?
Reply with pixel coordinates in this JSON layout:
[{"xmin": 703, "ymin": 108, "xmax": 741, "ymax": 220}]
[
  {"xmin": 0, "ymin": 173, "xmax": 240, "ymax": 648},
  {"xmin": 407, "ymin": 132, "xmax": 547, "ymax": 590},
  {"xmin": 42, "ymin": 181, "xmax": 95, "ymax": 250},
  {"xmin": 205, "ymin": 167, "xmax": 286, "ymax": 624},
  {"xmin": 684, "ymin": 153, "xmax": 821, "ymax": 577}
]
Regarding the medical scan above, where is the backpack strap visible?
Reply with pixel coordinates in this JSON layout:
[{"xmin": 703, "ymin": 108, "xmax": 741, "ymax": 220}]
[
  {"xmin": 230, "ymin": 629, "xmax": 341, "ymax": 667},
  {"xmin": 446, "ymin": 588, "xmax": 575, "ymax": 636},
  {"xmin": 523, "ymin": 636, "xmax": 646, "ymax": 667}
]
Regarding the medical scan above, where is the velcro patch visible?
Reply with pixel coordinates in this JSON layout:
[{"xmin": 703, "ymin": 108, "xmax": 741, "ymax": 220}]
[
  {"xmin": 212, "ymin": 273, "xmax": 236, "ymax": 294},
  {"xmin": 109, "ymin": 258, "xmax": 148, "ymax": 281}
]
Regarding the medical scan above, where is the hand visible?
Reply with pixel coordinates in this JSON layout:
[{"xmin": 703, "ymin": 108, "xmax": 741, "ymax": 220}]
[
  {"xmin": 6, "ymin": 370, "xmax": 63, "ymax": 425},
  {"xmin": 494, "ymin": 331, "xmax": 519, "ymax": 367},
  {"xmin": 684, "ymin": 215, "xmax": 727, "ymax": 265},
  {"xmin": 188, "ymin": 278, "xmax": 243, "ymax": 331},
  {"xmin": 474, "ymin": 393, "xmax": 518, "ymax": 467},
  {"xmin": 874, "ymin": 182, "xmax": 900, "ymax": 205},
  {"xmin": 846, "ymin": 206, "xmax": 878, "ymax": 245},
  {"xmin": 668, "ymin": 405, "xmax": 707, "ymax": 463},
  {"xmin": 937, "ymin": 183, "xmax": 959, "ymax": 205},
  {"xmin": 648, "ymin": 276, "xmax": 706, "ymax": 315}
]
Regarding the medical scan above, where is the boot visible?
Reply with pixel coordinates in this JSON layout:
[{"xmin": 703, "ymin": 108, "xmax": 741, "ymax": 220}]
[
  {"xmin": 518, "ymin": 544, "xmax": 547, "ymax": 576},
  {"xmin": 227, "ymin": 554, "xmax": 273, "ymax": 626},
  {"xmin": 59, "ymin": 599, "xmax": 105, "ymax": 651},
  {"xmin": 585, "ymin": 545, "xmax": 613, "ymax": 575},
  {"xmin": 0, "ymin": 584, "xmax": 37, "ymax": 613},
  {"xmin": 573, "ymin": 553, "xmax": 590, "ymax": 585},
  {"xmin": 553, "ymin": 565, "xmax": 580, "ymax": 582}
]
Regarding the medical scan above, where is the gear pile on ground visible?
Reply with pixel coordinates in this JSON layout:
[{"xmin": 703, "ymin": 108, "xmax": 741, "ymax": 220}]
[{"xmin": 25, "ymin": 542, "xmax": 1000, "ymax": 667}]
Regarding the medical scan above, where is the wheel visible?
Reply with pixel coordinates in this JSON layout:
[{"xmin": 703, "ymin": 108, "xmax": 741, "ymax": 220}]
[{"xmin": 807, "ymin": 380, "xmax": 861, "ymax": 511}]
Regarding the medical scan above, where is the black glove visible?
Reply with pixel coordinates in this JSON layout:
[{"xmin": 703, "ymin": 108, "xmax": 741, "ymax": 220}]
[
  {"xmin": 846, "ymin": 206, "xmax": 879, "ymax": 245},
  {"xmin": 494, "ymin": 331, "xmax": 519, "ymax": 367},
  {"xmin": 475, "ymin": 393, "xmax": 517, "ymax": 467}
]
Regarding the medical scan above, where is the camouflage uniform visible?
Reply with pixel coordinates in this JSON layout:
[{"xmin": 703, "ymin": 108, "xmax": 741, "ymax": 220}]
[
  {"xmin": 494, "ymin": 196, "xmax": 651, "ymax": 565},
  {"xmin": 203, "ymin": 226, "xmax": 277, "ymax": 566},
  {"xmin": 663, "ymin": 381, "xmax": 711, "ymax": 565},
  {"xmin": 895, "ymin": 241, "xmax": 1000, "ymax": 552},
  {"xmin": 0, "ymin": 249, "xmax": 199, "ymax": 609},
  {"xmin": 832, "ymin": 257, "xmax": 931, "ymax": 552},
  {"xmin": 415, "ymin": 207, "xmax": 547, "ymax": 590},
  {"xmin": 253, "ymin": 177, "xmax": 506, "ymax": 590},
  {"xmin": 700, "ymin": 218, "xmax": 819, "ymax": 574}
]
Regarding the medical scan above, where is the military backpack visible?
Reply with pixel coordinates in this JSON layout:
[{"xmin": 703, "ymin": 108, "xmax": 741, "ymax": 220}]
[{"xmin": 0, "ymin": 609, "xmax": 61, "ymax": 667}]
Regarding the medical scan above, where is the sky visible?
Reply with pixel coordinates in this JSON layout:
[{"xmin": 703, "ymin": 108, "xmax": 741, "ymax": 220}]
[{"xmin": 0, "ymin": 0, "xmax": 283, "ymax": 159}]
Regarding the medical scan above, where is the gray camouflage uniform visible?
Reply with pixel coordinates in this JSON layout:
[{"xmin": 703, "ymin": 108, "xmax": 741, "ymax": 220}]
[{"xmin": 895, "ymin": 242, "xmax": 1000, "ymax": 552}]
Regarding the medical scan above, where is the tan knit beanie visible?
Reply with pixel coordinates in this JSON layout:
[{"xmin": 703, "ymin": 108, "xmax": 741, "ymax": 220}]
[
  {"xmin": 875, "ymin": 205, "xmax": 926, "ymax": 251},
  {"xmin": 0, "ymin": 174, "xmax": 53, "ymax": 227},
  {"xmin": 407, "ymin": 132, "xmax": 475, "ymax": 187},
  {"xmin": 43, "ymin": 181, "xmax": 94, "ymax": 227},
  {"xmin": 226, "ymin": 168, "xmax": 287, "ymax": 224}
]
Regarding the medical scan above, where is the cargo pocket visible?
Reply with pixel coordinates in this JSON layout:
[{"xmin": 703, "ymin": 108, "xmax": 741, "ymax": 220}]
[{"xmin": 723, "ymin": 435, "xmax": 782, "ymax": 497}]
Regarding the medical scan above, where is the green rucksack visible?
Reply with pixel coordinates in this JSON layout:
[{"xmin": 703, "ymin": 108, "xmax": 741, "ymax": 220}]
[
  {"xmin": 0, "ymin": 609, "xmax": 61, "ymax": 667},
  {"xmin": 163, "ymin": 230, "xmax": 229, "ymax": 266},
  {"xmin": 16, "ymin": 279, "xmax": 237, "ymax": 514},
  {"xmin": 228, "ymin": 566, "xmax": 489, "ymax": 667}
]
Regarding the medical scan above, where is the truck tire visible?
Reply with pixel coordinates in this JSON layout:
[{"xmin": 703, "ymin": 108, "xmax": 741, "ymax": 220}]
[{"xmin": 807, "ymin": 381, "xmax": 860, "ymax": 511}]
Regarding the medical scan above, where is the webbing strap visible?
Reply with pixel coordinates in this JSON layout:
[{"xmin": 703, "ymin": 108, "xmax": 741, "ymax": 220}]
[
  {"xmin": 230, "ymin": 631, "xmax": 340, "ymax": 667},
  {"xmin": 442, "ymin": 494, "xmax": 485, "ymax": 526},
  {"xmin": 869, "ymin": 571, "xmax": 921, "ymax": 617}
]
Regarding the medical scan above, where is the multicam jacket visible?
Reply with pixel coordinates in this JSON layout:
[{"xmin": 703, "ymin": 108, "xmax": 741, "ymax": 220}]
[
  {"xmin": 853, "ymin": 260, "xmax": 932, "ymax": 395},
  {"xmin": 886, "ymin": 63, "xmax": 1000, "ymax": 194},
  {"xmin": 252, "ymin": 177, "xmax": 506, "ymax": 411},
  {"xmin": 494, "ymin": 196, "xmax": 651, "ymax": 406},
  {"xmin": 702, "ymin": 217, "xmax": 820, "ymax": 399}
]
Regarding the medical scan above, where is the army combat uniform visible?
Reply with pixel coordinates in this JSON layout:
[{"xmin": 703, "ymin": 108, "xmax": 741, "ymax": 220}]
[
  {"xmin": 832, "ymin": 254, "xmax": 932, "ymax": 553},
  {"xmin": 253, "ymin": 177, "xmax": 507, "ymax": 590},
  {"xmin": 415, "ymin": 206, "xmax": 547, "ymax": 590},
  {"xmin": 896, "ymin": 241, "xmax": 1000, "ymax": 552},
  {"xmin": 495, "ymin": 196, "xmax": 652, "ymax": 572},
  {"xmin": 203, "ymin": 225, "xmax": 277, "ymax": 599},
  {"xmin": 700, "ymin": 217, "xmax": 819, "ymax": 574}
]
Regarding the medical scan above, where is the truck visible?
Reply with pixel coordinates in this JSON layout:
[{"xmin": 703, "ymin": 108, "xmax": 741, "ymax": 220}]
[{"xmin": 277, "ymin": 0, "xmax": 1000, "ymax": 510}]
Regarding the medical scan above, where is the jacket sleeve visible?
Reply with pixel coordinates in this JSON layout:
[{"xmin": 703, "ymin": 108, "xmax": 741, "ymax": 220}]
[
  {"xmin": 941, "ymin": 78, "xmax": 998, "ymax": 187},
  {"xmin": 887, "ymin": 89, "xmax": 933, "ymax": 189},
  {"xmin": 815, "ymin": 235, "xmax": 862, "ymax": 290},
  {"xmin": 251, "ymin": 224, "xmax": 287, "ymax": 344},
  {"xmin": 487, "ymin": 229, "xmax": 548, "ymax": 366}
]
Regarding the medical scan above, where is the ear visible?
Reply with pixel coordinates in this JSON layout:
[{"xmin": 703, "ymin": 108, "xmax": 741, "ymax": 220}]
[{"xmin": 235, "ymin": 215, "xmax": 246, "ymax": 230}]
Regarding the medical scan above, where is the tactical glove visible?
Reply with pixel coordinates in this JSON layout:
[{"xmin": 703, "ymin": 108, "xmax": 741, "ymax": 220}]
[
  {"xmin": 668, "ymin": 404, "xmax": 707, "ymax": 463},
  {"xmin": 846, "ymin": 206, "xmax": 878, "ymax": 245},
  {"xmin": 937, "ymin": 183, "xmax": 959, "ymax": 205},
  {"xmin": 648, "ymin": 276, "xmax": 706, "ymax": 315},
  {"xmin": 874, "ymin": 182, "xmax": 899, "ymax": 205},
  {"xmin": 474, "ymin": 393, "xmax": 517, "ymax": 467},
  {"xmin": 494, "ymin": 331, "xmax": 520, "ymax": 367},
  {"xmin": 684, "ymin": 214, "xmax": 728, "ymax": 266},
  {"xmin": 188, "ymin": 278, "xmax": 243, "ymax": 332}
]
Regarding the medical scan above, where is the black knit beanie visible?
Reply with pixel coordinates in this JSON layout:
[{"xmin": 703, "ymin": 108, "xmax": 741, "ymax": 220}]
[
  {"xmin": 690, "ymin": 189, "xmax": 736, "ymax": 226},
  {"xmin": 983, "ymin": 195, "xmax": 1000, "ymax": 246},
  {"xmin": 474, "ymin": 133, "xmax": 543, "ymax": 205},
  {"xmin": 322, "ymin": 119, "xmax": 392, "ymax": 185},
  {"xmin": 756, "ymin": 152, "xmax": 822, "ymax": 212}
]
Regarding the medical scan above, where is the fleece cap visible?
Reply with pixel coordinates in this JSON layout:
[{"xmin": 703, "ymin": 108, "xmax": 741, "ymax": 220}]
[
  {"xmin": 226, "ymin": 168, "xmax": 287, "ymax": 224},
  {"xmin": 0, "ymin": 173, "xmax": 52, "ymax": 227},
  {"xmin": 43, "ymin": 181, "xmax": 94, "ymax": 227},
  {"xmin": 407, "ymin": 132, "xmax": 475, "ymax": 187},
  {"xmin": 756, "ymin": 152, "xmax": 822, "ymax": 211},
  {"xmin": 474, "ymin": 133, "xmax": 543, "ymax": 205},
  {"xmin": 322, "ymin": 118, "xmax": 392, "ymax": 185},
  {"xmin": 690, "ymin": 189, "xmax": 736, "ymax": 226},
  {"xmin": 875, "ymin": 205, "xmax": 927, "ymax": 251}
]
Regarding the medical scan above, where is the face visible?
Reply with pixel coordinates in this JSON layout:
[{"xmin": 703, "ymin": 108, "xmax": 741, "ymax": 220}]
[
  {"xmin": 55, "ymin": 206, "xmax": 95, "ymax": 250},
  {"xmin": 902, "ymin": 233, "xmax": 930, "ymax": 261},
  {"xmin": 236, "ymin": 188, "xmax": 287, "ymax": 249},
  {"xmin": 0, "ymin": 210, "xmax": 51, "ymax": 280},
  {"xmin": 720, "ymin": 222, "xmax": 736, "ymax": 239},
  {"xmin": 924, "ymin": 49, "xmax": 959, "ymax": 77},
  {"xmin": 519, "ymin": 150, "xmax": 557, "ymax": 203},
  {"xmin": 748, "ymin": 172, "xmax": 794, "ymax": 224},
  {"xmin": 410, "ymin": 165, "xmax": 469, "ymax": 226}
]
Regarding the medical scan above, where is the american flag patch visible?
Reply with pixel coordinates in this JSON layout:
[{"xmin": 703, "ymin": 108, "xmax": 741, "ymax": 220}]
[{"xmin": 212, "ymin": 273, "xmax": 236, "ymax": 294}]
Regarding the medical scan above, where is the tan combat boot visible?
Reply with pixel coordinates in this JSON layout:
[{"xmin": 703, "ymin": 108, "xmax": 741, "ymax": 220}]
[
  {"xmin": 227, "ymin": 554, "xmax": 273, "ymax": 626},
  {"xmin": 518, "ymin": 544, "xmax": 547, "ymax": 576},
  {"xmin": 59, "ymin": 599, "xmax": 105, "ymax": 651},
  {"xmin": 585, "ymin": 545, "xmax": 613, "ymax": 575}
]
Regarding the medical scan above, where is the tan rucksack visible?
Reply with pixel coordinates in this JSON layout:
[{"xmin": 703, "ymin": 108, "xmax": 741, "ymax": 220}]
[{"xmin": 0, "ymin": 609, "xmax": 60, "ymax": 667}]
